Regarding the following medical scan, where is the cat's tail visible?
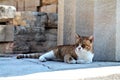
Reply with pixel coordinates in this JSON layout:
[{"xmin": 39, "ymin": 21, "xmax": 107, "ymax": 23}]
[{"xmin": 16, "ymin": 53, "xmax": 42, "ymax": 59}]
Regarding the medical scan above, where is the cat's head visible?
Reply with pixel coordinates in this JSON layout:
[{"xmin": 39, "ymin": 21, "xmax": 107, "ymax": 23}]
[{"xmin": 75, "ymin": 34, "xmax": 94, "ymax": 53}]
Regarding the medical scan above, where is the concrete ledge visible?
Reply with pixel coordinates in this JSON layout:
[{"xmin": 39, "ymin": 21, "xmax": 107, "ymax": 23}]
[{"xmin": 0, "ymin": 57, "xmax": 120, "ymax": 80}]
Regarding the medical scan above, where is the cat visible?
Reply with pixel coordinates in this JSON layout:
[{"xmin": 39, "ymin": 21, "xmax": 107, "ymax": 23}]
[
  {"xmin": 16, "ymin": 34, "xmax": 94, "ymax": 64},
  {"xmin": 75, "ymin": 35, "xmax": 94, "ymax": 64}
]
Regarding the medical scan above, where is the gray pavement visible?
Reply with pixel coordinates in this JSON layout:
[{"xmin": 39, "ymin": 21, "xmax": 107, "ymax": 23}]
[{"xmin": 0, "ymin": 57, "xmax": 120, "ymax": 80}]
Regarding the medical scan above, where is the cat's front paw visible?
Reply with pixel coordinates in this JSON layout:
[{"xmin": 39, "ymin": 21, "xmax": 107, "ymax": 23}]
[
  {"xmin": 39, "ymin": 56, "xmax": 46, "ymax": 62},
  {"xmin": 76, "ymin": 60, "xmax": 92, "ymax": 64},
  {"xmin": 69, "ymin": 59, "xmax": 77, "ymax": 64},
  {"xmin": 76, "ymin": 60, "xmax": 86, "ymax": 64}
]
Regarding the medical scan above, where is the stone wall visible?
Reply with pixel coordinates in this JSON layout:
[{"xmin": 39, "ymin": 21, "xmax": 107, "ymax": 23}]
[
  {"xmin": 0, "ymin": 0, "xmax": 58, "ymax": 13},
  {"xmin": 0, "ymin": 0, "xmax": 58, "ymax": 54},
  {"xmin": 13, "ymin": 11, "xmax": 57, "ymax": 53},
  {"xmin": 0, "ymin": 11, "xmax": 57, "ymax": 54}
]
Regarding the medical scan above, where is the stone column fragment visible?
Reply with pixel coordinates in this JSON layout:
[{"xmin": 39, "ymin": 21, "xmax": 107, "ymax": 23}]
[{"xmin": 94, "ymin": 0, "xmax": 120, "ymax": 61}]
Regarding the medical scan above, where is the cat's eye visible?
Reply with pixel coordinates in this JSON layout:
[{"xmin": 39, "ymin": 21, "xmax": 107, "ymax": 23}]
[
  {"xmin": 85, "ymin": 46, "xmax": 91, "ymax": 50},
  {"xmin": 81, "ymin": 44, "xmax": 85, "ymax": 48}
]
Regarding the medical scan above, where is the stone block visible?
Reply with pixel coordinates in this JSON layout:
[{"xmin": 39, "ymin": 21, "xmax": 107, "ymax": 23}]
[
  {"xmin": 27, "ymin": 41, "xmax": 48, "ymax": 52},
  {"xmin": 57, "ymin": 0, "xmax": 64, "ymax": 45},
  {"xmin": 58, "ymin": 0, "xmax": 76, "ymax": 45},
  {"xmin": 45, "ymin": 32, "xmax": 57, "ymax": 41},
  {"xmin": 0, "ymin": 0, "xmax": 15, "ymax": 6},
  {"xmin": 13, "ymin": 12, "xmax": 26, "ymax": 26},
  {"xmin": 17, "ymin": 0, "xmax": 25, "ymax": 11},
  {"xmin": 41, "ymin": 4, "xmax": 57, "ymax": 13},
  {"xmin": 0, "ymin": 42, "xmax": 14, "ymax": 53},
  {"xmin": 25, "ymin": 0, "xmax": 40, "ymax": 11},
  {"xmin": 76, "ymin": 0, "xmax": 94, "ymax": 36},
  {"xmin": 0, "ymin": 25, "xmax": 14, "ymax": 42},
  {"xmin": 42, "ymin": 0, "xmax": 58, "ymax": 5},
  {"xmin": 25, "ymin": 6, "xmax": 36, "ymax": 12},
  {"xmin": 94, "ymin": 0, "xmax": 120, "ymax": 61},
  {"xmin": 44, "ymin": 41, "xmax": 57, "ymax": 48},
  {"xmin": 13, "ymin": 41, "xmax": 30, "ymax": 54},
  {"xmin": 47, "ymin": 13, "xmax": 58, "ymax": 28},
  {"xmin": 34, "ymin": 0, "xmax": 40, "ymax": 6},
  {"xmin": 45, "ymin": 29, "xmax": 57, "ymax": 35},
  {"xmin": 0, "ymin": 5, "xmax": 16, "ymax": 21}
]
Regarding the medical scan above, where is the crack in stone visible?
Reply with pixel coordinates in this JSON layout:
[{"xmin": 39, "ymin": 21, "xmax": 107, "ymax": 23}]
[
  {"xmin": 23, "ymin": 59, "xmax": 53, "ymax": 70},
  {"xmin": 41, "ymin": 64, "xmax": 52, "ymax": 70}
]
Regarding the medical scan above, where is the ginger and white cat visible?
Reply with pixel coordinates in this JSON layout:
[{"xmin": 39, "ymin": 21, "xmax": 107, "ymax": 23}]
[{"xmin": 17, "ymin": 34, "xmax": 94, "ymax": 64}]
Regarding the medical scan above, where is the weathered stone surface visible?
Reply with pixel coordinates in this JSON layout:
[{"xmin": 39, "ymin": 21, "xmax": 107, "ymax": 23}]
[
  {"xmin": 0, "ymin": 26, "xmax": 5, "ymax": 41},
  {"xmin": 116, "ymin": 0, "xmax": 120, "ymax": 61},
  {"xmin": 76, "ymin": 0, "xmax": 94, "ymax": 36},
  {"xmin": 17, "ymin": 0, "xmax": 25, "ymax": 11},
  {"xmin": 0, "ymin": 25, "xmax": 14, "ymax": 42},
  {"xmin": 0, "ymin": 5, "xmax": 16, "ymax": 21},
  {"xmin": 0, "ymin": 0, "xmax": 58, "ymax": 12},
  {"xmin": 0, "ymin": 0, "xmax": 15, "ymax": 6},
  {"xmin": 13, "ymin": 40, "xmax": 30, "ymax": 54},
  {"xmin": 28, "ymin": 41, "xmax": 49, "ymax": 52},
  {"xmin": 45, "ymin": 29, "xmax": 57, "ymax": 49},
  {"xmin": 94, "ymin": 0, "xmax": 120, "ymax": 61},
  {"xmin": 45, "ymin": 29, "xmax": 57, "ymax": 41},
  {"xmin": 58, "ymin": 0, "xmax": 76, "ymax": 45},
  {"xmin": 42, "ymin": 0, "xmax": 58, "ymax": 5},
  {"xmin": 25, "ymin": 0, "xmax": 40, "ymax": 11},
  {"xmin": 13, "ymin": 12, "xmax": 26, "ymax": 26},
  {"xmin": 13, "ymin": 12, "xmax": 46, "ymax": 53},
  {"xmin": 13, "ymin": 12, "xmax": 57, "ymax": 53},
  {"xmin": 41, "ymin": 4, "xmax": 57, "ymax": 13},
  {"xmin": 57, "ymin": 0, "xmax": 64, "ymax": 45},
  {"xmin": 0, "ymin": 42, "xmax": 14, "ymax": 53},
  {"xmin": 0, "ymin": 0, "xmax": 41, "ymax": 11},
  {"xmin": 44, "ymin": 41, "xmax": 57, "ymax": 49},
  {"xmin": 58, "ymin": 0, "xmax": 94, "ymax": 45},
  {"xmin": 13, "ymin": 12, "xmax": 48, "ymax": 27},
  {"xmin": 47, "ymin": 13, "xmax": 58, "ymax": 28}
]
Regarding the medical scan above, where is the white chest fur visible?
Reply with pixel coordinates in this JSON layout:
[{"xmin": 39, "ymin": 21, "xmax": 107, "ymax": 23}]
[{"xmin": 75, "ymin": 49, "xmax": 94, "ymax": 63}]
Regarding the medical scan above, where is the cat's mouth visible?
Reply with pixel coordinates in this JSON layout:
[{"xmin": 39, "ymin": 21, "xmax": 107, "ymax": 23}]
[{"xmin": 76, "ymin": 46, "xmax": 83, "ymax": 52}]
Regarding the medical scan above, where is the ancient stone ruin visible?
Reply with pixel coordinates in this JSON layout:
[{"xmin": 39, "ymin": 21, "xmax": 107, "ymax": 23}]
[{"xmin": 0, "ymin": 5, "xmax": 58, "ymax": 54}]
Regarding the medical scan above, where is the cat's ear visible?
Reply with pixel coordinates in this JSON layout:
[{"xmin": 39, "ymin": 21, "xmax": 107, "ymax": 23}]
[
  {"xmin": 89, "ymin": 35, "xmax": 94, "ymax": 42},
  {"xmin": 75, "ymin": 33, "xmax": 81, "ymax": 46},
  {"xmin": 75, "ymin": 33, "xmax": 81, "ymax": 39}
]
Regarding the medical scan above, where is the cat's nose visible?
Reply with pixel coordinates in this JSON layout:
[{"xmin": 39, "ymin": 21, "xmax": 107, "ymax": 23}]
[{"xmin": 78, "ymin": 47, "xmax": 81, "ymax": 50}]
